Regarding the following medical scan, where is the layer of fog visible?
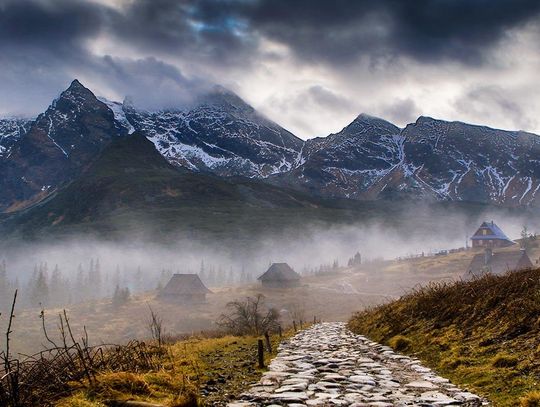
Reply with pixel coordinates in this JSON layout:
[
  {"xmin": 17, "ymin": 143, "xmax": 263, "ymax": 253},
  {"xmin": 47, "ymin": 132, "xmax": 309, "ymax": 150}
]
[{"xmin": 0, "ymin": 204, "xmax": 536, "ymax": 311}]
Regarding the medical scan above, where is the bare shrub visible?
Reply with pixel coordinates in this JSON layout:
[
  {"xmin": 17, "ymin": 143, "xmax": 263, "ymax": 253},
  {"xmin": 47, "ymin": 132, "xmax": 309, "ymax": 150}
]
[
  {"xmin": 217, "ymin": 294, "xmax": 280, "ymax": 336},
  {"xmin": 146, "ymin": 304, "xmax": 164, "ymax": 347},
  {"xmin": 0, "ymin": 290, "xmax": 165, "ymax": 407}
]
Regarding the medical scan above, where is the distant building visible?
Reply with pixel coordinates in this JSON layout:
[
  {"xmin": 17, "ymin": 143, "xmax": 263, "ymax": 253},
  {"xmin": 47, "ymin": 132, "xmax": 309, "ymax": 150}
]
[
  {"xmin": 258, "ymin": 263, "xmax": 301, "ymax": 288},
  {"xmin": 464, "ymin": 248, "xmax": 533, "ymax": 279},
  {"xmin": 158, "ymin": 273, "xmax": 211, "ymax": 303},
  {"xmin": 471, "ymin": 221, "xmax": 515, "ymax": 248}
]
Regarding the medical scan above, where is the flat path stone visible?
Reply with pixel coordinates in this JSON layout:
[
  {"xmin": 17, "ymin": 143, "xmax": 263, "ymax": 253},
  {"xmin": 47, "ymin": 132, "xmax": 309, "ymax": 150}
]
[{"xmin": 228, "ymin": 322, "xmax": 488, "ymax": 406}]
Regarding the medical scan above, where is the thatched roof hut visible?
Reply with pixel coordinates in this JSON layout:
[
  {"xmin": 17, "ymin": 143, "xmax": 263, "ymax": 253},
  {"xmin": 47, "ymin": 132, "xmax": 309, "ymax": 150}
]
[
  {"xmin": 258, "ymin": 263, "xmax": 301, "ymax": 288},
  {"xmin": 158, "ymin": 273, "xmax": 211, "ymax": 303}
]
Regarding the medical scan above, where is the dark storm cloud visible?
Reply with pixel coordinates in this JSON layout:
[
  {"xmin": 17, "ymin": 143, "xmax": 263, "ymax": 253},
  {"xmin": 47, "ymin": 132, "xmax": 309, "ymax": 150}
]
[
  {"xmin": 1, "ymin": 0, "xmax": 540, "ymax": 134},
  {"xmin": 0, "ymin": 0, "xmax": 104, "ymax": 55},
  {"xmin": 0, "ymin": 0, "xmax": 109, "ymax": 115},
  {"xmin": 2, "ymin": 0, "xmax": 540, "ymax": 76},
  {"xmin": 191, "ymin": 0, "xmax": 540, "ymax": 65},
  {"xmin": 108, "ymin": 0, "xmax": 258, "ymax": 66}
]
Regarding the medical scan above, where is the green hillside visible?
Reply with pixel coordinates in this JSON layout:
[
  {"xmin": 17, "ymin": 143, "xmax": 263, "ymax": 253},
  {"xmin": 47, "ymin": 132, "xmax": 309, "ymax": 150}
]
[{"xmin": 0, "ymin": 134, "xmax": 377, "ymax": 243}]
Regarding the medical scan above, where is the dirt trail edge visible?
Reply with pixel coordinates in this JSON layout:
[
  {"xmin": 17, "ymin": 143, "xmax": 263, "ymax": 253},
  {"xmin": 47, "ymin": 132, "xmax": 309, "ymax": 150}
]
[{"xmin": 227, "ymin": 322, "xmax": 488, "ymax": 407}]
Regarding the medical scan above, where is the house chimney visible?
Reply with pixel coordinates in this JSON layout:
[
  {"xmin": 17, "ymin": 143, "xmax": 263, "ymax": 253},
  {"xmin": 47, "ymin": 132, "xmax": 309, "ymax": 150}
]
[{"xmin": 484, "ymin": 248, "xmax": 493, "ymax": 266}]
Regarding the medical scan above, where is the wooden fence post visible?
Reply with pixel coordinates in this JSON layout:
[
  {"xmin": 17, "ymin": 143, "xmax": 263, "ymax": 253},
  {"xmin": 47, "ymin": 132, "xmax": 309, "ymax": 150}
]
[
  {"xmin": 278, "ymin": 325, "xmax": 282, "ymax": 339},
  {"xmin": 300, "ymin": 320, "xmax": 303, "ymax": 329},
  {"xmin": 313, "ymin": 316, "xmax": 316, "ymax": 325},
  {"xmin": 293, "ymin": 320, "xmax": 297, "ymax": 332},
  {"xmin": 264, "ymin": 331, "xmax": 272, "ymax": 353},
  {"xmin": 258, "ymin": 339, "xmax": 264, "ymax": 368}
]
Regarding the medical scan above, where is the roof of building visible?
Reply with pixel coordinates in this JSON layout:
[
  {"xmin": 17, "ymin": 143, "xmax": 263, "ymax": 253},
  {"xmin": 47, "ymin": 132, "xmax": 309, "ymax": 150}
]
[
  {"xmin": 466, "ymin": 250, "xmax": 533, "ymax": 278},
  {"xmin": 471, "ymin": 221, "xmax": 513, "ymax": 242},
  {"xmin": 258, "ymin": 263, "xmax": 301, "ymax": 281},
  {"xmin": 161, "ymin": 273, "xmax": 211, "ymax": 295}
]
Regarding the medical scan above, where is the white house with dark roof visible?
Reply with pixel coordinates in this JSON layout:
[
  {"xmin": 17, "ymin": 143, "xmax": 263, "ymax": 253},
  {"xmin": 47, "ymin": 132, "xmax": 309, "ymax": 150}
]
[{"xmin": 471, "ymin": 221, "xmax": 514, "ymax": 248}]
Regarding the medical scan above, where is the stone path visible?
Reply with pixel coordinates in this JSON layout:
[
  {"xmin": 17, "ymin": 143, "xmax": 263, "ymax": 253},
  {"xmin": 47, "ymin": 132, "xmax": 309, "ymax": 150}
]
[{"xmin": 228, "ymin": 322, "xmax": 487, "ymax": 407}]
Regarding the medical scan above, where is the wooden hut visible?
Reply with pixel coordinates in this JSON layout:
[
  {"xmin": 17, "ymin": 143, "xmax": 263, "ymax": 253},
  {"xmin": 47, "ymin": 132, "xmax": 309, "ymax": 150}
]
[
  {"xmin": 258, "ymin": 263, "xmax": 301, "ymax": 288},
  {"xmin": 158, "ymin": 273, "xmax": 211, "ymax": 303},
  {"xmin": 464, "ymin": 248, "xmax": 533, "ymax": 279},
  {"xmin": 470, "ymin": 221, "xmax": 514, "ymax": 248}
]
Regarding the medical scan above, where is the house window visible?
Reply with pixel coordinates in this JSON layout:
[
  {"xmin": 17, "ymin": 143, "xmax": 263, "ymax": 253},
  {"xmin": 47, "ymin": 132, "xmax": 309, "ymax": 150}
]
[{"xmin": 483, "ymin": 229, "xmax": 488, "ymax": 235}]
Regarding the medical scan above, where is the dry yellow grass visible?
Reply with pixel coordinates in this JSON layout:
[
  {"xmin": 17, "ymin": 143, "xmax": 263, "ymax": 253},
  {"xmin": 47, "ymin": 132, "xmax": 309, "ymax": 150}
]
[
  {"xmin": 348, "ymin": 267, "xmax": 540, "ymax": 406},
  {"xmin": 56, "ymin": 331, "xmax": 289, "ymax": 406}
]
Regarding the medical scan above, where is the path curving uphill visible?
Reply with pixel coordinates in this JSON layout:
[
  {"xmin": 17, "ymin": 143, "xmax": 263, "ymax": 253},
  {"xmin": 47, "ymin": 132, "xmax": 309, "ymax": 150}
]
[{"xmin": 228, "ymin": 322, "xmax": 487, "ymax": 407}]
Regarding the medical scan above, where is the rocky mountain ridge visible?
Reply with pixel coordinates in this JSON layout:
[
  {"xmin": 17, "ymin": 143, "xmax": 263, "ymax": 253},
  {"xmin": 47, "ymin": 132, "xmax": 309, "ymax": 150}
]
[
  {"xmin": 1, "ymin": 79, "xmax": 539, "ymax": 212},
  {"xmin": 279, "ymin": 114, "xmax": 540, "ymax": 206}
]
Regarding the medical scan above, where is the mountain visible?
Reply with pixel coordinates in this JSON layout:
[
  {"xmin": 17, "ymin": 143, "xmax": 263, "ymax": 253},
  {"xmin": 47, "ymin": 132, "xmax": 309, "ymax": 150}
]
[
  {"xmin": 0, "ymin": 80, "xmax": 125, "ymax": 211},
  {"xmin": 0, "ymin": 80, "xmax": 303, "ymax": 212},
  {"xmin": 401, "ymin": 117, "xmax": 540, "ymax": 205},
  {"xmin": 276, "ymin": 115, "xmax": 540, "ymax": 206},
  {"xmin": 121, "ymin": 86, "xmax": 303, "ymax": 177},
  {"xmin": 275, "ymin": 114, "xmax": 405, "ymax": 199},
  {"xmin": 2, "ymin": 79, "xmax": 540, "ymax": 214}
]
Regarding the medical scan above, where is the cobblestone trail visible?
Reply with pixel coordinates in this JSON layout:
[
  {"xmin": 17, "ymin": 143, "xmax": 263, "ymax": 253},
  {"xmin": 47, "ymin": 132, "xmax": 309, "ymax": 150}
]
[{"xmin": 228, "ymin": 322, "xmax": 487, "ymax": 407}]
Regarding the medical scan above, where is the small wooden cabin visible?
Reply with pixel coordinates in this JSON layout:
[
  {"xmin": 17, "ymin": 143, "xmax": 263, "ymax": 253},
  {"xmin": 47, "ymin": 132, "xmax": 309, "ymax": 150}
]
[
  {"xmin": 258, "ymin": 263, "xmax": 301, "ymax": 288},
  {"xmin": 158, "ymin": 273, "xmax": 211, "ymax": 303},
  {"xmin": 470, "ymin": 221, "xmax": 514, "ymax": 248},
  {"xmin": 464, "ymin": 248, "xmax": 533, "ymax": 279}
]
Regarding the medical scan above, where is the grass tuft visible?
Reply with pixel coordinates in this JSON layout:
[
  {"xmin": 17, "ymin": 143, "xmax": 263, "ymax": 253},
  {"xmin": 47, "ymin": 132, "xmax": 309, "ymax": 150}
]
[
  {"xmin": 388, "ymin": 335, "xmax": 412, "ymax": 351},
  {"xmin": 521, "ymin": 391, "xmax": 540, "ymax": 407},
  {"xmin": 492, "ymin": 354, "xmax": 519, "ymax": 368}
]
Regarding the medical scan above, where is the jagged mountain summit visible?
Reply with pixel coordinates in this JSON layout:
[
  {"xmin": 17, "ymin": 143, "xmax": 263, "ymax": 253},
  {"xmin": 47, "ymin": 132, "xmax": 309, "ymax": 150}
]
[
  {"xmin": 1, "ymin": 79, "xmax": 540, "ymax": 213},
  {"xmin": 0, "ymin": 80, "xmax": 124, "ymax": 211}
]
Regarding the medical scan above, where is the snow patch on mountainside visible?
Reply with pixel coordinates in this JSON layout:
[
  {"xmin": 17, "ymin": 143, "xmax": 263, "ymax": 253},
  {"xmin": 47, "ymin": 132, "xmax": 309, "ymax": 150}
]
[
  {"xmin": 98, "ymin": 97, "xmax": 135, "ymax": 134},
  {"xmin": 120, "ymin": 94, "xmax": 303, "ymax": 178},
  {"xmin": 0, "ymin": 118, "xmax": 31, "ymax": 158}
]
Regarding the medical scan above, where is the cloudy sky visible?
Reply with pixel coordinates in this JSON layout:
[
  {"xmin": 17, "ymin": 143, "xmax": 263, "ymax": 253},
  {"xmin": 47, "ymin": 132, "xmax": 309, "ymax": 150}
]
[{"xmin": 1, "ymin": 0, "xmax": 540, "ymax": 139}]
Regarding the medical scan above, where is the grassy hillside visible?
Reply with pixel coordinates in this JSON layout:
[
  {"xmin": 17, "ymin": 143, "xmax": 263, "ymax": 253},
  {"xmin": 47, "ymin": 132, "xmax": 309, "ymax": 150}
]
[{"xmin": 348, "ymin": 267, "xmax": 540, "ymax": 406}]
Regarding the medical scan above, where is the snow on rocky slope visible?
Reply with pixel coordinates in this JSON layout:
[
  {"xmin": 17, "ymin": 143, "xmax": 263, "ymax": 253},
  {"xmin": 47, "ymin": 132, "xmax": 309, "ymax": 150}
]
[
  {"xmin": 121, "ymin": 86, "xmax": 303, "ymax": 177},
  {"xmin": 0, "ymin": 118, "xmax": 31, "ymax": 158}
]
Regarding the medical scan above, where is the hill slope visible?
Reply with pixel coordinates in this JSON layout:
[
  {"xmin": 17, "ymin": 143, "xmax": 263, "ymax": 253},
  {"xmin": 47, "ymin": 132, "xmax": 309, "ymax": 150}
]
[
  {"xmin": 0, "ymin": 133, "xmax": 380, "ymax": 242},
  {"xmin": 348, "ymin": 267, "xmax": 540, "ymax": 406}
]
